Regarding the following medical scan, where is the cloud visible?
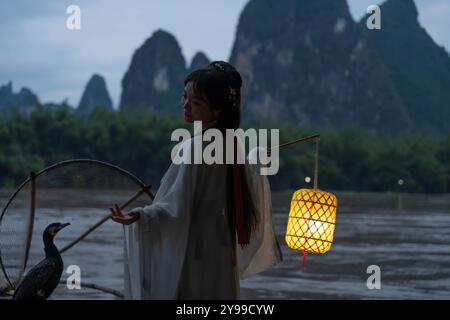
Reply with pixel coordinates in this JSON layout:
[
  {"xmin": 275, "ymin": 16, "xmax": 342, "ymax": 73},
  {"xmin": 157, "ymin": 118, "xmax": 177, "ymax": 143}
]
[
  {"xmin": 0, "ymin": 0, "xmax": 247, "ymax": 107},
  {"xmin": 0, "ymin": 1, "xmax": 60, "ymax": 24}
]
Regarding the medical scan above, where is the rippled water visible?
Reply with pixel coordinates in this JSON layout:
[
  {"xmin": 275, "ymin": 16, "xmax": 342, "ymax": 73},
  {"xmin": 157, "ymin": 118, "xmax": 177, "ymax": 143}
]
[
  {"xmin": 242, "ymin": 211, "xmax": 450, "ymax": 300},
  {"xmin": 1, "ymin": 189, "xmax": 450, "ymax": 300}
]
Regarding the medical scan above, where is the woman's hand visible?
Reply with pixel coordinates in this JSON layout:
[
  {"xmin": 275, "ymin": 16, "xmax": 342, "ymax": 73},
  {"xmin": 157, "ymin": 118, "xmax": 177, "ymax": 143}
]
[{"xmin": 110, "ymin": 204, "xmax": 140, "ymax": 225}]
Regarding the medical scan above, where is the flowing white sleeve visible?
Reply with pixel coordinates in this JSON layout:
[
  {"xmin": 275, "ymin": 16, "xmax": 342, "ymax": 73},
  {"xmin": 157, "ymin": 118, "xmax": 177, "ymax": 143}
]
[
  {"xmin": 123, "ymin": 160, "xmax": 200, "ymax": 299},
  {"xmin": 129, "ymin": 136, "xmax": 199, "ymax": 222},
  {"xmin": 130, "ymin": 162, "xmax": 197, "ymax": 222}
]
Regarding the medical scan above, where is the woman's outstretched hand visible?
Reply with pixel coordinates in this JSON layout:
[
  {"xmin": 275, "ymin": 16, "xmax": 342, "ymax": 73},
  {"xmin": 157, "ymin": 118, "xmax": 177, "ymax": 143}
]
[{"xmin": 110, "ymin": 204, "xmax": 140, "ymax": 225}]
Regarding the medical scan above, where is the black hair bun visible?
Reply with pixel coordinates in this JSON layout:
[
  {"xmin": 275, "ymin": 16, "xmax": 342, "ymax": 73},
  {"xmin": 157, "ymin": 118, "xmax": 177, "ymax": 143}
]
[{"xmin": 209, "ymin": 61, "xmax": 242, "ymax": 89}]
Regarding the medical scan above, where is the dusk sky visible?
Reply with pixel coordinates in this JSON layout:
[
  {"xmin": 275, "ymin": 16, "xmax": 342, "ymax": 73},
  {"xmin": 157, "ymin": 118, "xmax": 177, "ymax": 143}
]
[{"xmin": 1, "ymin": 0, "xmax": 449, "ymax": 108}]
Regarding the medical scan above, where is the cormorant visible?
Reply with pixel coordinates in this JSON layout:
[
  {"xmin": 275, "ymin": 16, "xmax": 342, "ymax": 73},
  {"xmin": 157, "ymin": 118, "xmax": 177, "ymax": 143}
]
[{"xmin": 13, "ymin": 222, "xmax": 70, "ymax": 300}]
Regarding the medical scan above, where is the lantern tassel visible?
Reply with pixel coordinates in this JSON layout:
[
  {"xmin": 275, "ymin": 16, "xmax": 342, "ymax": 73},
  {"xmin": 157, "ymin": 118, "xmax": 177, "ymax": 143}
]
[{"xmin": 302, "ymin": 251, "xmax": 308, "ymax": 271}]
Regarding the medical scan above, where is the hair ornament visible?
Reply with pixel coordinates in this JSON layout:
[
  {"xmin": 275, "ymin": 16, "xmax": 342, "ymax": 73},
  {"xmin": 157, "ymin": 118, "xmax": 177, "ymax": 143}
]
[
  {"xmin": 229, "ymin": 87, "xmax": 238, "ymax": 107},
  {"xmin": 213, "ymin": 62, "xmax": 225, "ymax": 72}
]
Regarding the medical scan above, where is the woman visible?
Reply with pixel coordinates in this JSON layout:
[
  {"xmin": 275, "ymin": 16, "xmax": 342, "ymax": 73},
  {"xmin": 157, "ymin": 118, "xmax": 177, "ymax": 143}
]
[{"xmin": 110, "ymin": 61, "xmax": 282, "ymax": 300}]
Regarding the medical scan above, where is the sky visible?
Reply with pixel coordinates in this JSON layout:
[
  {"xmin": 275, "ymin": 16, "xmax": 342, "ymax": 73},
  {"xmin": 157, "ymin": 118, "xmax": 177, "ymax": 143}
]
[{"xmin": 1, "ymin": 0, "xmax": 449, "ymax": 109}]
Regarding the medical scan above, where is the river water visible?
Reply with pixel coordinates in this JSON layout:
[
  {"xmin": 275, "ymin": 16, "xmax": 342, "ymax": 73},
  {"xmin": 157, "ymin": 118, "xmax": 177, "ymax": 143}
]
[{"xmin": 1, "ymin": 189, "xmax": 450, "ymax": 300}]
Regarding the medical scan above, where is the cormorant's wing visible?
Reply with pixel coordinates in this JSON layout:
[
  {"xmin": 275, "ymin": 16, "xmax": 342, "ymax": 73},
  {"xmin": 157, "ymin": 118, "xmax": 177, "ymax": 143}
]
[{"xmin": 13, "ymin": 258, "xmax": 58, "ymax": 300}]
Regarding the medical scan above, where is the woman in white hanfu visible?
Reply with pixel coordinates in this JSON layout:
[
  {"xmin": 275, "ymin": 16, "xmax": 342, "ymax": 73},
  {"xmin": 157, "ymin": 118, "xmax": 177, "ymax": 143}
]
[{"xmin": 110, "ymin": 61, "xmax": 282, "ymax": 300}]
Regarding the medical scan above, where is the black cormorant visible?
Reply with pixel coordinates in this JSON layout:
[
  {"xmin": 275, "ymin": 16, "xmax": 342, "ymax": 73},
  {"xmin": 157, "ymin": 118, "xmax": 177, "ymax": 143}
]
[{"xmin": 13, "ymin": 222, "xmax": 70, "ymax": 300}]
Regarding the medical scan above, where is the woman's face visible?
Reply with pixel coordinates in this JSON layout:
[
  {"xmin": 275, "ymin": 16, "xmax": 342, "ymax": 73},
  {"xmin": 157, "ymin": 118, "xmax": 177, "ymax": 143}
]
[{"xmin": 182, "ymin": 81, "xmax": 219, "ymax": 123}]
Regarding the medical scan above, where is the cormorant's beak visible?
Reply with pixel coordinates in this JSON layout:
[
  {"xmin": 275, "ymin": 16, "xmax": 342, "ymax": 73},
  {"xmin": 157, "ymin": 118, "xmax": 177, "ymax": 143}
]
[{"xmin": 58, "ymin": 223, "xmax": 71, "ymax": 231}]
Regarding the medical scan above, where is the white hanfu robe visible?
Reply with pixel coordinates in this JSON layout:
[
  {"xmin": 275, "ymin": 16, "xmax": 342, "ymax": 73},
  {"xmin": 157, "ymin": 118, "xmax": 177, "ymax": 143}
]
[{"xmin": 123, "ymin": 132, "xmax": 282, "ymax": 300}]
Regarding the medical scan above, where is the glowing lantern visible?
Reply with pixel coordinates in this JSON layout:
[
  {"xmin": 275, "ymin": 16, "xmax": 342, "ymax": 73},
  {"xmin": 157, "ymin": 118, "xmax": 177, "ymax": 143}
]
[
  {"xmin": 284, "ymin": 136, "xmax": 338, "ymax": 270},
  {"xmin": 285, "ymin": 189, "xmax": 337, "ymax": 266}
]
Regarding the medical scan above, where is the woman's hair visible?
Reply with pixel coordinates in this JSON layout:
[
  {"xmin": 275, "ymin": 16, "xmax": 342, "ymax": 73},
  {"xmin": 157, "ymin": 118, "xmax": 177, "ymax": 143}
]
[
  {"xmin": 184, "ymin": 61, "xmax": 242, "ymax": 130},
  {"xmin": 184, "ymin": 61, "xmax": 258, "ymax": 244}
]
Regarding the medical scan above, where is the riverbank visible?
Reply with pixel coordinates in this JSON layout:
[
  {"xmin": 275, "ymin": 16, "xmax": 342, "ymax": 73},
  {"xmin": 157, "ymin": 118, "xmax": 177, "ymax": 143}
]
[{"xmin": 272, "ymin": 191, "xmax": 450, "ymax": 214}]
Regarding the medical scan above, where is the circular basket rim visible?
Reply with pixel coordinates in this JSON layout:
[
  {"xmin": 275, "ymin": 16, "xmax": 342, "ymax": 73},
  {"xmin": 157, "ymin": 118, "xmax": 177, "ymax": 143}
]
[{"xmin": 0, "ymin": 158, "xmax": 152, "ymax": 290}]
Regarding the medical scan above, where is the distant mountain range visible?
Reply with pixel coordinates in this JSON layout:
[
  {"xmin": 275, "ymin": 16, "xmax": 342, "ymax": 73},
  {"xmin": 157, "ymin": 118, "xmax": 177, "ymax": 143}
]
[
  {"xmin": 0, "ymin": 82, "xmax": 41, "ymax": 116},
  {"xmin": 78, "ymin": 74, "xmax": 113, "ymax": 115},
  {"xmin": 1, "ymin": 0, "xmax": 449, "ymax": 135},
  {"xmin": 229, "ymin": 0, "xmax": 450, "ymax": 134}
]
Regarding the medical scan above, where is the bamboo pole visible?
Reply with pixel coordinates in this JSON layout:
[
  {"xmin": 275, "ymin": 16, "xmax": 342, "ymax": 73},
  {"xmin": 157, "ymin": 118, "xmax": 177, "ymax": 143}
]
[
  {"xmin": 20, "ymin": 172, "xmax": 37, "ymax": 278},
  {"xmin": 270, "ymin": 134, "xmax": 320, "ymax": 151},
  {"xmin": 60, "ymin": 185, "xmax": 154, "ymax": 254},
  {"xmin": 314, "ymin": 137, "xmax": 320, "ymax": 191},
  {"xmin": 268, "ymin": 133, "xmax": 322, "ymax": 189}
]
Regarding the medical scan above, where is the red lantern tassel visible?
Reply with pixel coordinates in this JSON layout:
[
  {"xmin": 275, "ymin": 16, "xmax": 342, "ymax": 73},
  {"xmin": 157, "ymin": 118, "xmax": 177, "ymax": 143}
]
[{"xmin": 302, "ymin": 251, "xmax": 308, "ymax": 271}]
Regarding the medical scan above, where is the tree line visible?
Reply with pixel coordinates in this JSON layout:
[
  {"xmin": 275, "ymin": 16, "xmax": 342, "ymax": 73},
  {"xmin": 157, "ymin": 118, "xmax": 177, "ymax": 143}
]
[{"xmin": 0, "ymin": 107, "xmax": 449, "ymax": 193}]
